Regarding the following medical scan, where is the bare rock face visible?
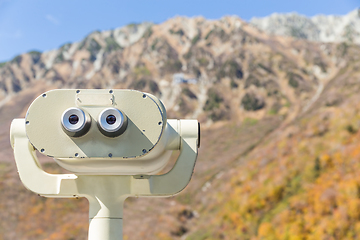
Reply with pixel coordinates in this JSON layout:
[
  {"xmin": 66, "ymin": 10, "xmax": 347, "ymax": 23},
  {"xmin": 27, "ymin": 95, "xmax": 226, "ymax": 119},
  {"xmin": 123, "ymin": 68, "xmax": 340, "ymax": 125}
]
[
  {"xmin": 251, "ymin": 8, "xmax": 360, "ymax": 44},
  {"xmin": 0, "ymin": 15, "xmax": 351, "ymax": 125}
]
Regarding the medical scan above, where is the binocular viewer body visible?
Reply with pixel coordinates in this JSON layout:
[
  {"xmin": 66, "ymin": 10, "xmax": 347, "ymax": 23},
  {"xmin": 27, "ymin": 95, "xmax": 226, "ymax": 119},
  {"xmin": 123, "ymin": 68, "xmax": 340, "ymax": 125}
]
[
  {"xmin": 22, "ymin": 89, "xmax": 192, "ymax": 175},
  {"xmin": 11, "ymin": 89, "xmax": 200, "ymax": 240}
]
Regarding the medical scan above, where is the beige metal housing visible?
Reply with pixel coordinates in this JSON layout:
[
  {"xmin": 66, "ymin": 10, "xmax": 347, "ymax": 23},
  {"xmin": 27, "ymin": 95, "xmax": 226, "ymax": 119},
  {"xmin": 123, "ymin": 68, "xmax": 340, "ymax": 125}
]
[
  {"xmin": 11, "ymin": 89, "xmax": 200, "ymax": 240},
  {"xmin": 25, "ymin": 89, "xmax": 180, "ymax": 175}
]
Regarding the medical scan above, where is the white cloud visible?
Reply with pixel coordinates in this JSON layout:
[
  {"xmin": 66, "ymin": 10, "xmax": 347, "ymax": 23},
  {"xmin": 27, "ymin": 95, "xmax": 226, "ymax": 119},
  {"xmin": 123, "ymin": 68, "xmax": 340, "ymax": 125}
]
[{"xmin": 46, "ymin": 14, "xmax": 60, "ymax": 25}]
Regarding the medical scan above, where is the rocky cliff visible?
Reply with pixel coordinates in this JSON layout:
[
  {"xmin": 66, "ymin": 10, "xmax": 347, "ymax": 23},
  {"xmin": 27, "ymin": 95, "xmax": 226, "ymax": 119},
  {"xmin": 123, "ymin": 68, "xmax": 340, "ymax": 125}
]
[
  {"xmin": 251, "ymin": 8, "xmax": 360, "ymax": 44},
  {"xmin": 0, "ymin": 15, "xmax": 347, "ymax": 125}
]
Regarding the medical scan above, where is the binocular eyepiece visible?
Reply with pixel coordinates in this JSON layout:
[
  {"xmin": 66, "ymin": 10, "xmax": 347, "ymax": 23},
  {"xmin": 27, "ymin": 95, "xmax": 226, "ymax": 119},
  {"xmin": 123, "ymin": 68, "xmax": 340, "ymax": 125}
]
[
  {"xmin": 97, "ymin": 108, "xmax": 128, "ymax": 137},
  {"xmin": 61, "ymin": 107, "xmax": 128, "ymax": 138},
  {"xmin": 61, "ymin": 107, "xmax": 91, "ymax": 137}
]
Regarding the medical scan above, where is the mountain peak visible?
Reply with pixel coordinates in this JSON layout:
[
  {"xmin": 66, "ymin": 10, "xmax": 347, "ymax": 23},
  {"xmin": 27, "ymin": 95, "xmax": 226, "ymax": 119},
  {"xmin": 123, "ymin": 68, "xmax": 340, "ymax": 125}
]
[{"xmin": 250, "ymin": 8, "xmax": 360, "ymax": 43}]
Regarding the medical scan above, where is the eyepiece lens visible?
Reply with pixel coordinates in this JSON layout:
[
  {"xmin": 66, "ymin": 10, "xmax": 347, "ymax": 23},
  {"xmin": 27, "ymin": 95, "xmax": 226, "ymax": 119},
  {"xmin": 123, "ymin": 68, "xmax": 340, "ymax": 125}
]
[
  {"xmin": 106, "ymin": 115, "xmax": 116, "ymax": 125},
  {"xmin": 62, "ymin": 107, "xmax": 91, "ymax": 137},
  {"xmin": 98, "ymin": 108, "xmax": 127, "ymax": 137},
  {"xmin": 69, "ymin": 114, "xmax": 79, "ymax": 125}
]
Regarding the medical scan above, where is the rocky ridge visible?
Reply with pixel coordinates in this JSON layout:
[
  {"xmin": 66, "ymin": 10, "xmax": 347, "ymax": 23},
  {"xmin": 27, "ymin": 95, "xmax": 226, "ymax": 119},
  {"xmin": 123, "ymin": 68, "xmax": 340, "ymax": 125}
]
[
  {"xmin": 0, "ymin": 15, "xmax": 346, "ymax": 126},
  {"xmin": 251, "ymin": 8, "xmax": 360, "ymax": 43}
]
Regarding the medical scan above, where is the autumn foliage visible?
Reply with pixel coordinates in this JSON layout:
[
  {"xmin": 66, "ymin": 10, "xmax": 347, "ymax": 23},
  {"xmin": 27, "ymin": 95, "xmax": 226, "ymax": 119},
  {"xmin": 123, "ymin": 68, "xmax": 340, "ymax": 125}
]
[{"xmin": 189, "ymin": 94, "xmax": 360, "ymax": 240}]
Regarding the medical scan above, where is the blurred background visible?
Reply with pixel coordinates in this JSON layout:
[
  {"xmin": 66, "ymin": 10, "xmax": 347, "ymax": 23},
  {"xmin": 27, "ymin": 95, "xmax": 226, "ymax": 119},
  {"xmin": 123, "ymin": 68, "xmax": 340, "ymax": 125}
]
[{"xmin": 0, "ymin": 0, "xmax": 360, "ymax": 239}]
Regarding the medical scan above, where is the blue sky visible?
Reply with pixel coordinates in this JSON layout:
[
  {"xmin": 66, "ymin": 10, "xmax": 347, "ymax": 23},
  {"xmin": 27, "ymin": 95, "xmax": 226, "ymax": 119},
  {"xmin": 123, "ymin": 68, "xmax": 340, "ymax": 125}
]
[{"xmin": 0, "ymin": 0, "xmax": 358, "ymax": 62}]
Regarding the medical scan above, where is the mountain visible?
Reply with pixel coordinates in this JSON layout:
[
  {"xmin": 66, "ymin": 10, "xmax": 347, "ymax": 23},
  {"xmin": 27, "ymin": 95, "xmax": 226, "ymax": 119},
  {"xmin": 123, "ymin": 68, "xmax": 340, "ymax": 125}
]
[
  {"xmin": 251, "ymin": 8, "xmax": 360, "ymax": 44},
  {"xmin": 0, "ymin": 15, "xmax": 340, "ymax": 125},
  {"xmin": 0, "ymin": 11, "xmax": 360, "ymax": 239}
]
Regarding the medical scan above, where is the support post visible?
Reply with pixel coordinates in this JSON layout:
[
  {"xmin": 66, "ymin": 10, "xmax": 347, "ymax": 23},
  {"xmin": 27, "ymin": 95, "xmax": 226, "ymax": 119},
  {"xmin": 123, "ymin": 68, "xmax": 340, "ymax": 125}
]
[
  {"xmin": 87, "ymin": 194, "xmax": 126, "ymax": 240},
  {"xmin": 88, "ymin": 218, "xmax": 123, "ymax": 240},
  {"xmin": 81, "ymin": 176, "xmax": 130, "ymax": 240}
]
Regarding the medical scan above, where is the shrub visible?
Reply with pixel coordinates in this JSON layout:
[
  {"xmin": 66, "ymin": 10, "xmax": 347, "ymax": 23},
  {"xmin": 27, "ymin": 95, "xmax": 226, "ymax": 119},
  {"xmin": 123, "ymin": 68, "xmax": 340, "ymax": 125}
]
[
  {"xmin": 28, "ymin": 50, "xmax": 42, "ymax": 64},
  {"xmin": 257, "ymin": 63, "xmax": 272, "ymax": 73},
  {"xmin": 191, "ymin": 34, "xmax": 200, "ymax": 45},
  {"xmin": 216, "ymin": 60, "xmax": 243, "ymax": 80},
  {"xmin": 203, "ymin": 89, "xmax": 223, "ymax": 111},
  {"xmin": 11, "ymin": 55, "xmax": 22, "ymax": 65},
  {"xmin": 171, "ymin": 226, "xmax": 188, "ymax": 237},
  {"xmin": 142, "ymin": 27, "xmax": 153, "ymax": 38},
  {"xmin": 209, "ymin": 108, "xmax": 229, "ymax": 121},
  {"xmin": 205, "ymin": 27, "xmax": 228, "ymax": 41},
  {"xmin": 12, "ymin": 78, "xmax": 22, "ymax": 92},
  {"xmin": 287, "ymin": 72, "xmax": 303, "ymax": 88},
  {"xmin": 205, "ymin": 29, "xmax": 214, "ymax": 40},
  {"xmin": 265, "ymin": 80, "xmax": 280, "ymax": 96},
  {"xmin": 105, "ymin": 37, "xmax": 121, "ymax": 52},
  {"xmin": 241, "ymin": 92, "xmax": 265, "ymax": 111},
  {"xmin": 169, "ymin": 29, "xmax": 184, "ymax": 36},
  {"xmin": 130, "ymin": 79, "xmax": 160, "ymax": 95},
  {"xmin": 182, "ymin": 88, "xmax": 197, "ymax": 99},
  {"xmin": 346, "ymin": 124, "xmax": 357, "ymax": 134},
  {"xmin": 108, "ymin": 57, "xmax": 121, "ymax": 74},
  {"xmin": 290, "ymin": 26, "xmax": 307, "ymax": 39},
  {"xmin": 127, "ymin": 23, "xmax": 139, "ymax": 28},
  {"xmin": 245, "ymin": 75, "xmax": 261, "ymax": 88},
  {"xmin": 54, "ymin": 52, "xmax": 64, "ymax": 63},
  {"xmin": 151, "ymin": 38, "xmax": 159, "ymax": 51},
  {"xmin": 288, "ymin": 76, "xmax": 299, "ymax": 88},
  {"xmin": 198, "ymin": 57, "xmax": 208, "ymax": 66},
  {"xmin": 28, "ymin": 50, "xmax": 42, "ymax": 55},
  {"xmin": 163, "ymin": 60, "xmax": 182, "ymax": 73},
  {"xmin": 314, "ymin": 157, "xmax": 321, "ymax": 179},
  {"xmin": 268, "ymin": 108, "xmax": 277, "ymax": 115},
  {"xmin": 192, "ymin": 66, "xmax": 201, "ymax": 78},
  {"xmin": 177, "ymin": 98, "xmax": 192, "ymax": 115},
  {"xmin": 133, "ymin": 79, "xmax": 146, "ymax": 90},
  {"xmin": 314, "ymin": 56, "xmax": 327, "ymax": 73},
  {"xmin": 243, "ymin": 117, "xmax": 258, "ymax": 125},
  {"xmin": 87, "ymin": 38, "xmax": 102, "ymax": 62},
  {"xmin": 149, "ymin": 80, "xmax": 159, "ymax": 93},
  {"xmin": 230, "ymin": 80, "xmax": 238, "ymax": 89},
  {"xmin": 337, "ymin": 42, "xmax": 348, "ymax": 56},
  {"xmin": 59, "ymin": 43, "xmax": 71, "ymax": 51},
  {"xmin": 183, "ymin": 50, "xmax": 192, "ymax": 59},
  {"xmin": 134, "ymin": 66, "xmax": 151, "ymax": 78}
]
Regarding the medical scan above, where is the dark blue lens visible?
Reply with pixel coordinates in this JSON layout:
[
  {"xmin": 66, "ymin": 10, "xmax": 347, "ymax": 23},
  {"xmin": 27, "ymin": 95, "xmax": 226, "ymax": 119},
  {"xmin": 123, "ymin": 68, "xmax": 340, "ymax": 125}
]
[
  {"xmin": 69, "ymin": 115, "xmax": 79, "ymax": 124},
  {"xmin": 106, "ymin": 115, "xmax": 116, "ymax": 125}
]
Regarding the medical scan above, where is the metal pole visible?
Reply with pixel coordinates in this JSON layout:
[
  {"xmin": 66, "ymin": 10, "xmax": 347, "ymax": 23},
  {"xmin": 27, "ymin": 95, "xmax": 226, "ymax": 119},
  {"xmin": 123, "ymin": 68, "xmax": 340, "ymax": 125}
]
[
  {"xmin": 85, "ymin": 177, "xmax": 129, "ymax": 240},
  {"xmin": 88, "ymin": 218, "xmax": 123, "ymax": 240}
]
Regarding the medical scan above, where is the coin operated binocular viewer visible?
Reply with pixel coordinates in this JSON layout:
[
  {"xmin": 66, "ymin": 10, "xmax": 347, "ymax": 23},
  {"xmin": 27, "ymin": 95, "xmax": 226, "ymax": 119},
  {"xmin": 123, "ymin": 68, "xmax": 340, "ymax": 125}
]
[{"xmin": 10, "ymin": 89, "xmax": 200, "ymax": 240}]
